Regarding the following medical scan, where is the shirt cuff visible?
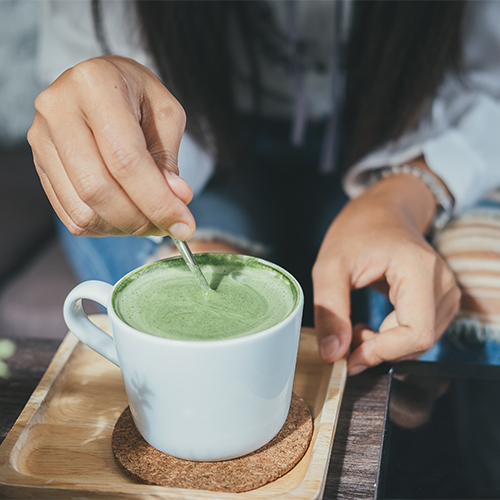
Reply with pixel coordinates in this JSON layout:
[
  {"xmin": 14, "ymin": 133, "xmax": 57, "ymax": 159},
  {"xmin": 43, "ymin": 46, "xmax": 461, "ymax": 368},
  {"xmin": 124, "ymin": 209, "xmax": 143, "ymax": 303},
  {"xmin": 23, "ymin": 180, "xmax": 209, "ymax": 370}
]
[
  {"xmin": 422, "ymin": 131, "xmax": 482, "ymax": 213},
  {"xmin": 343, "ymin": 95, "xmax": 500, "ymax": 214}
]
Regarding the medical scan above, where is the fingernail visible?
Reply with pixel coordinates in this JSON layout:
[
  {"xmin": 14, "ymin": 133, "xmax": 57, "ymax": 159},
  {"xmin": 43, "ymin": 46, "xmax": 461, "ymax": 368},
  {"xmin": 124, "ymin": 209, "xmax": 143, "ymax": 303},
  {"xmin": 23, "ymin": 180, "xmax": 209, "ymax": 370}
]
[
  {"xmin": 168, "ymin": 222, "xmax": 191, "ymax": 240},
  {"xmin": 165, "ymin": 170, "xmax": 188, "ymax": 185},
  {"xmin": 320, "ymin": 335, "xmax": 340, "ymax": 361},
  {"xmin": 349, "ymin": 364, "xmax": 368, "ymax": 376},
  {"xmin": 165, "ymin": 169, "xmax": 180, "ymax": 180}
]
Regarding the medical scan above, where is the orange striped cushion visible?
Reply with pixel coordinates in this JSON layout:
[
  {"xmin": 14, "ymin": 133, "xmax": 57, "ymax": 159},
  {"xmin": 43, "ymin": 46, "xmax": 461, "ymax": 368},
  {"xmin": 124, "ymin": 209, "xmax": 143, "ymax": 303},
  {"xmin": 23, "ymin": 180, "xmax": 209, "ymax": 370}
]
[{"xmin": 435, "ymin": 189, "xmax": 500, "ymax": 343}]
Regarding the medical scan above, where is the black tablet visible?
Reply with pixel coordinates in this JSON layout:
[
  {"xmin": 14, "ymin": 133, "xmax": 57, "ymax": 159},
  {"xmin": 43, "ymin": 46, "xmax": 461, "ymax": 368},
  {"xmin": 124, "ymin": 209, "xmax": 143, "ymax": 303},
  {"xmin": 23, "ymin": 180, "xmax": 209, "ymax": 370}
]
[{"xmin": 375, "ymin": 360, "xmax": 500, "ymax": 500}]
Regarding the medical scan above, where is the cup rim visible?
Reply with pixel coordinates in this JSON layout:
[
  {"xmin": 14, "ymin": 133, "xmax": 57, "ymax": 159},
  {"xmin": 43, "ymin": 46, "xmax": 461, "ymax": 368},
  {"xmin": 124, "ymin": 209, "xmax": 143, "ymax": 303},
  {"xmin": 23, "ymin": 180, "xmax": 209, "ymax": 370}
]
[{"xmin": 108, "ymin": 253, "xmax": 304, "ymax": 346}]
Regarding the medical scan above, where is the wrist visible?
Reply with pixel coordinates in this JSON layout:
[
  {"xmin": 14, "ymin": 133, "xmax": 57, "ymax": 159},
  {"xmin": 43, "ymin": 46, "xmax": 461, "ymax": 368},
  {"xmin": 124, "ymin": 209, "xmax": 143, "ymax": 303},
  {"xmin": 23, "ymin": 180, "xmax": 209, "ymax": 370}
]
[
  {"xmin": 363, "ymin": 169, "xmax": 436, "ymax": 235},
  {"xmin": 367, "ymin": 161, "xmax": 454, "ymax": 234}
]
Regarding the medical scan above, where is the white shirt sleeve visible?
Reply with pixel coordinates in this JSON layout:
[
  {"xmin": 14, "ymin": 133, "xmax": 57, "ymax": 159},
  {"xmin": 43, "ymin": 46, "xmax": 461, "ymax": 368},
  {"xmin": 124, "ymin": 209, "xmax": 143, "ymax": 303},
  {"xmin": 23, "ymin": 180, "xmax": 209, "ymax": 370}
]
[
  {"xmin": 37, "ymin": 0, "xmax": 215, "ymax": 195},
  {"xmin": 343, "ymin": 0, "xmax": 500, "ymax": 214}
]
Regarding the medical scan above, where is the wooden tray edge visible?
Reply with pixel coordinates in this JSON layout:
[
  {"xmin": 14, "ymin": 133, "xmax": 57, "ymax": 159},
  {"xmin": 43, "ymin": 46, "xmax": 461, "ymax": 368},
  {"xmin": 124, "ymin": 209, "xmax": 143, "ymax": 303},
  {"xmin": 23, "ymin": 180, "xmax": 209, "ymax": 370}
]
[
  {"xmin": 0, "ymin": 319, "xmax": 347, "ymax": 500},
  {"xmin": 303, "ymin": 358, "xmax": 347, "ymax": 500},
  {"xmin": 0, "ymin": 331, "xmax": 80, "ymax": 484}
]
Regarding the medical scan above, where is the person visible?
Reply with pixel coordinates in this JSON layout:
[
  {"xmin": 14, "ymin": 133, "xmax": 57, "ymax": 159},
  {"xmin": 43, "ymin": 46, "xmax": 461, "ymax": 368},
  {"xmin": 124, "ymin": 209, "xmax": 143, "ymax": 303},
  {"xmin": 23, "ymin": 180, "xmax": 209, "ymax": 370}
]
[{"xmin": 28, "ymin": 0, "xmax": 500, "ymax": 374}]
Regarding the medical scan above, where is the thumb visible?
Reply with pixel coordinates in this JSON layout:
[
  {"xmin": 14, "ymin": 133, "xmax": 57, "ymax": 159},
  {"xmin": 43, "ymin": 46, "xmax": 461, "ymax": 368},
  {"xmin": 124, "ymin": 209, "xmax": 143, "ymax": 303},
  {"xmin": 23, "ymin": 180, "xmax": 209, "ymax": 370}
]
[{"xmin": 313, "ymin": 264, "xmax": 352, "ymax": 363}]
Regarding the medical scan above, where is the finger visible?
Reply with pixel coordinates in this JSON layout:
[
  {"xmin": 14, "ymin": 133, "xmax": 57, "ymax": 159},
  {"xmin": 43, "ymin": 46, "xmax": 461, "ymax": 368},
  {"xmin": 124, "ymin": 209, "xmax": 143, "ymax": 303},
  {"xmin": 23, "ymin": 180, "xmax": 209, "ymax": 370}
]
[
  {"xmin": 348, "ymin": 266, "xmax": 437, "ymax": 374},
  {"xmin": 351, "ymin": 323, "xmax": 376, "ymax": 351},
  {"xmin": 313, "ymin": 262, "xmax": 352, "ymax": 363},
  {"xmin": 387, "ymin": 270, "xmax": 436, "ymax": 341},
  {"xmin": 348, "ymin": 325, "xmax": 422, "ymax": 375},
  {"xmin": 36, "ymin": 160, "xmax": 107, "ymax": 237},
  {"xmin": 163, "ymin": 170, "xmax": 193, "ymax": 206},
  {"xmin": 142, "ymin": 92, "xmax": 193, "ymax": 206},
  {"xmin": 29, "ymin": 122, "xmax": 118, "ymax": 236},
  {"xmin": 50, "ymin": 116, "xmax": 161, "ymax": 236},
  {"xmin": 85, "ymin": 81, "xmax": 195, "ymax": 240},
  {"xmin": 348, "ymin": 275, "xmax": 459, "ymax": 375},
  {"xmin": 380, "ymin": 266, "xmax": 459, "ymax": 339},
  {"xmin": 434, "ymin": 284, "xmax": 461, "ymax": 337},
  {"xmin": 379, "ymin": 310, "xmax": 398, "ymax": 332},
  {"xmin": 378, "ymin": 312, "xmax": 421, "ymax": 361}
]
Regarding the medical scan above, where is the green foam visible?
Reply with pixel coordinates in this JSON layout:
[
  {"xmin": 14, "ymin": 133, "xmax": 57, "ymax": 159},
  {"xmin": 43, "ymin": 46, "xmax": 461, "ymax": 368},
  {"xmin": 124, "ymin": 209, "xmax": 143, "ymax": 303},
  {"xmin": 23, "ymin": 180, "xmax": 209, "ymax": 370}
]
[{"xmin": 113, "ymin": 254, "xmax": 298, "ymax": 341}]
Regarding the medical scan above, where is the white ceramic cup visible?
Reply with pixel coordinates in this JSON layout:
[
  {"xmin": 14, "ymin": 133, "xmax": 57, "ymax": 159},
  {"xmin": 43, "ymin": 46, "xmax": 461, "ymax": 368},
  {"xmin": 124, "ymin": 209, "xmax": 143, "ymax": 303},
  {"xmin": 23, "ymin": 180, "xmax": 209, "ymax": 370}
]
[{"xmin": 63, "ymin": 255, "xmax": 304, "ymax": 461}]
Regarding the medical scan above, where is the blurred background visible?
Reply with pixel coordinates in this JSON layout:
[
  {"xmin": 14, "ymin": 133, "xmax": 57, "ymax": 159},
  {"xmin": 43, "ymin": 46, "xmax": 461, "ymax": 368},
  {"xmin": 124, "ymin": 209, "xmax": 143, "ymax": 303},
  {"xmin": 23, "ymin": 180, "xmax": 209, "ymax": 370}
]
[{"xmin": 0, "ymin": 0, "xmax": 79, "ymax": 341}]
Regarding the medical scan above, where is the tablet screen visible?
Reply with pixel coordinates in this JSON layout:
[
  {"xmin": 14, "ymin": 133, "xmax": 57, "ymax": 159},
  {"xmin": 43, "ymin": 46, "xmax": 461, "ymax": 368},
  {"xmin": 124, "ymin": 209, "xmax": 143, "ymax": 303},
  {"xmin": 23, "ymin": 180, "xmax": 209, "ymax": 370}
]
[{"xmin": 376, "ymin": 361, "xmax": 500, "ymax": 500}]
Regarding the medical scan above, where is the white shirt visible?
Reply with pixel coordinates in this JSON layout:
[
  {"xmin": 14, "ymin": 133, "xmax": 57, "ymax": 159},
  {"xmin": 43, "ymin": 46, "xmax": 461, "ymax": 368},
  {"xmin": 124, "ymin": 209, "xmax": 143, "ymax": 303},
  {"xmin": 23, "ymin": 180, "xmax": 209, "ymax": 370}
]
[{"xmin": 38, "ymin": 0, "xmax": 500, "ymax": 213}]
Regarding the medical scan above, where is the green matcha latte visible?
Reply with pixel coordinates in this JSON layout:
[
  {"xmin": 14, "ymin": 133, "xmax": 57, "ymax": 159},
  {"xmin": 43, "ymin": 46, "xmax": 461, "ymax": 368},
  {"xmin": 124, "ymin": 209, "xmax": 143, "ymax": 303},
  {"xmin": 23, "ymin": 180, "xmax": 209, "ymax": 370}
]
[{"xmin": 112, "ymin": 254, "xmax": 299, "ymax": 341}]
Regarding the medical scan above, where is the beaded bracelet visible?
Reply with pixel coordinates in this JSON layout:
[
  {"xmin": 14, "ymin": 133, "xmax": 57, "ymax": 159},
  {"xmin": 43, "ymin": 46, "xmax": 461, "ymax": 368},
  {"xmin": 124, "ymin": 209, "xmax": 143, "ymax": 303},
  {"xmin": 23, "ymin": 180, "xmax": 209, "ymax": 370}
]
[{"xmin": 369, "ymin": 164, "xmax": 454, "ymax": 231}]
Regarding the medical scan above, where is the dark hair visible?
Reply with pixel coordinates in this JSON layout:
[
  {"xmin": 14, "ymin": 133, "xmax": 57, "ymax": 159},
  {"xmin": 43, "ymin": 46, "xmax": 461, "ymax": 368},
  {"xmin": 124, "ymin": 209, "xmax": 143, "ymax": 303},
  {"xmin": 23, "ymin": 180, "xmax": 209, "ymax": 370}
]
[
  {"xmin": 344, "ymin": 1, "xmax": 464, "ymax": 165},
  {"xmin": 134, "ymin": 1, "xmax": 288, "ymax": 169},
  {"xmin": 92, "ymin": 0, "xmax": 464, "ymax": 169}
]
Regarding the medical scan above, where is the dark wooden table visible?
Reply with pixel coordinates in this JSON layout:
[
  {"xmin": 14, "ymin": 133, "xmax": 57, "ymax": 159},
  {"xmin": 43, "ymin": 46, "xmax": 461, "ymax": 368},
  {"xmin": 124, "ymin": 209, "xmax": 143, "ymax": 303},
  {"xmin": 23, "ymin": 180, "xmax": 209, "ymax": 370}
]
[{"xmin": 0, "ymin": 336, "xmax": 389, "ymax": 500}]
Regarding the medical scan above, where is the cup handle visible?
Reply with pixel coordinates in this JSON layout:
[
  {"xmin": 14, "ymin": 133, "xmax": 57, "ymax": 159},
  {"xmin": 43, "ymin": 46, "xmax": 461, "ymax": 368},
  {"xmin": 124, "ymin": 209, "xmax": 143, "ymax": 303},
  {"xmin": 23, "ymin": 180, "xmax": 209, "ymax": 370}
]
[{"xmin": 63, "ymin": 280, "xmax": 119, "ymax": 366}]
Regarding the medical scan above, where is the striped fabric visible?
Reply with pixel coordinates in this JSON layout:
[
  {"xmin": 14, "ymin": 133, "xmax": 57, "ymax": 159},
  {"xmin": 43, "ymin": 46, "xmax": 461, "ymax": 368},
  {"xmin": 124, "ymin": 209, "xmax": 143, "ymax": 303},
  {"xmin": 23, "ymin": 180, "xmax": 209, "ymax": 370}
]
[{"xmin": 435, "ymin": 189, "xmax": 500, "ymax": 343}]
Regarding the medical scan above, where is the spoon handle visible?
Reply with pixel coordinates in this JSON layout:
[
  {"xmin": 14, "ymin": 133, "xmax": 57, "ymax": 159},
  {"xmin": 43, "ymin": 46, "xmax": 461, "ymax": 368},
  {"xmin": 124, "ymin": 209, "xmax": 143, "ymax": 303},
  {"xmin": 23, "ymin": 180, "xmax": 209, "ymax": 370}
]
[{"xmin": 172, "ymin": 238, "xmax": 212, "ymax": 293}]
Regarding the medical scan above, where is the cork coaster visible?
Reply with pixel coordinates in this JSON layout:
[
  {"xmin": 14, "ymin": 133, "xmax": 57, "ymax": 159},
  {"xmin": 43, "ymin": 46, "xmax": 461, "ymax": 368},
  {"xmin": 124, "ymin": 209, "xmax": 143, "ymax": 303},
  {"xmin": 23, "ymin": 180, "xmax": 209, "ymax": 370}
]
[{"xmin": 112, "ymin": 392, "xmax": 313, "ymax": 493}]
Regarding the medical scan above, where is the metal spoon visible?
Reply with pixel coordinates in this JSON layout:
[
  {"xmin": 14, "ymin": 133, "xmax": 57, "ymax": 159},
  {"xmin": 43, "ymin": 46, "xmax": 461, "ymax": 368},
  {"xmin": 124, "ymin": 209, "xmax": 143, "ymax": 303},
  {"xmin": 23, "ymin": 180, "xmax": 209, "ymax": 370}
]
[{"xmin": 171, "ymin": 238, "xmax": 212, "ymax": 293}]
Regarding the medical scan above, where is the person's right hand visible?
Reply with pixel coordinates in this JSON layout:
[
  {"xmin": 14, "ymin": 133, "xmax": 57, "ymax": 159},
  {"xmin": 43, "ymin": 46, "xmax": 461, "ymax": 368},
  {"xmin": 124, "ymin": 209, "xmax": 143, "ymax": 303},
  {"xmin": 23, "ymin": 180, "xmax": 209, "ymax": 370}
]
[{"xmin": 28, "ymin": 55, "xmax": 195, "ymax": 240}]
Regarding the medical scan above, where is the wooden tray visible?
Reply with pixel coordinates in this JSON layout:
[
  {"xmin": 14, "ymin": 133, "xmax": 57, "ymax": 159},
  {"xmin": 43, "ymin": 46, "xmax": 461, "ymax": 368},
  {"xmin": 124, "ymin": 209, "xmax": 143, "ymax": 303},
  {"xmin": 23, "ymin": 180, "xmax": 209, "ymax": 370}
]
[{"xmin": 0, "ymin": 315, "xmax": 346, "ymax": 499}]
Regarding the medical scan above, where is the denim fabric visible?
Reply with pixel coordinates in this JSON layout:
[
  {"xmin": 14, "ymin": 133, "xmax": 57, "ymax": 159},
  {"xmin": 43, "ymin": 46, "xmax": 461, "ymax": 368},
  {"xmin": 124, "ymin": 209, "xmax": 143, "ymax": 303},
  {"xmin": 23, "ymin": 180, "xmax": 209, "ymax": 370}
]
[
  {"xmin": 420, "ymin": 336, "xmax": 500, "ymax": 365},
  {"xmin": 56, "ymin": 218, "xmax": 157, "ymax": 285}
]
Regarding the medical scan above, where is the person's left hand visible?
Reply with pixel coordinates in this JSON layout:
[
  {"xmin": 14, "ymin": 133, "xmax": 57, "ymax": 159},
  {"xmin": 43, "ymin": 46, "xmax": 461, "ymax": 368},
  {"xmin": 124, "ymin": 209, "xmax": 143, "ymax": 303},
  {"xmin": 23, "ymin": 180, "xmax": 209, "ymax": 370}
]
[{"xmin": 312, "ymin": 167, "xmax": 461, "ymax": 375}]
